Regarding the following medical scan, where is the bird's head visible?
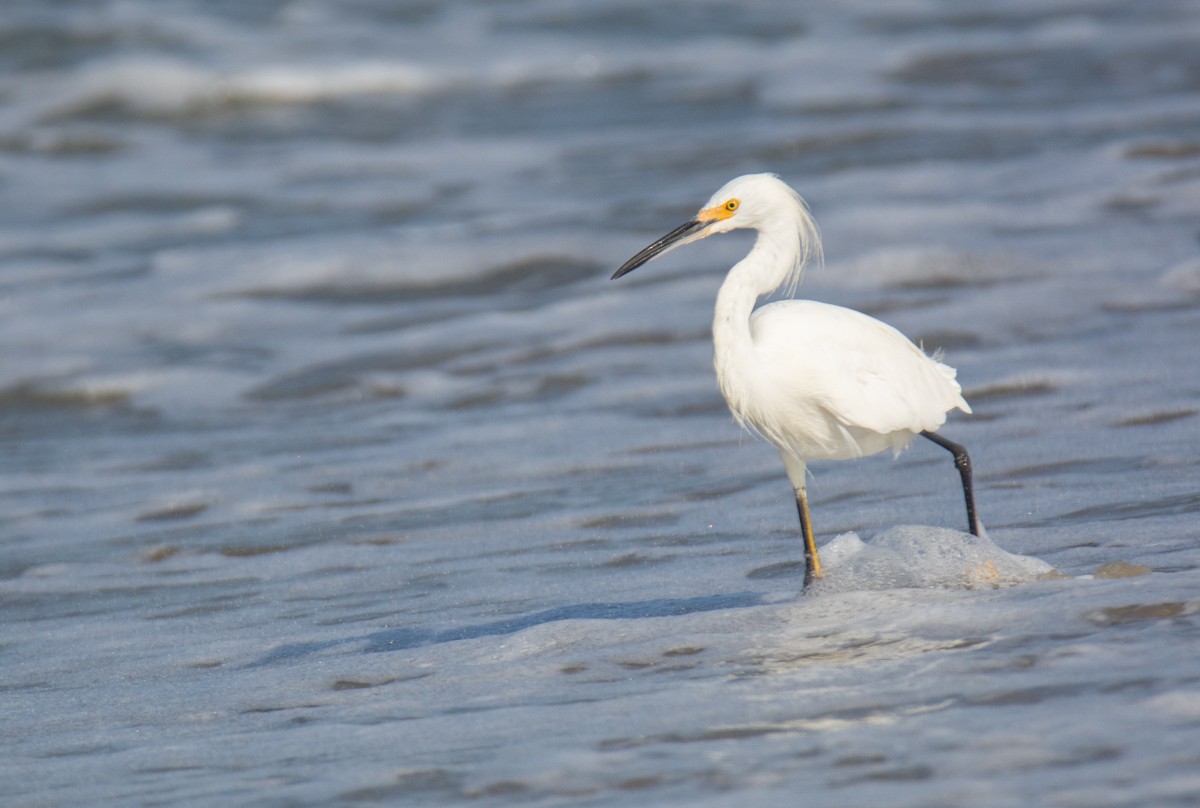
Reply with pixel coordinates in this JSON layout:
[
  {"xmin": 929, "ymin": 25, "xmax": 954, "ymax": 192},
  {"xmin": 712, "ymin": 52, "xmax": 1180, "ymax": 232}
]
[{"xmin": 612, "ymin": 173, "xmax": 820, "ymax": 289}]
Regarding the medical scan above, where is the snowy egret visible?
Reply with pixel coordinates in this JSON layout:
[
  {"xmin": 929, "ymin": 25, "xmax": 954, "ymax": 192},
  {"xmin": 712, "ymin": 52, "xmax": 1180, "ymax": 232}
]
[{"xmin": 612, "ymin": 174, "xmax": 980, "ymax": 588}]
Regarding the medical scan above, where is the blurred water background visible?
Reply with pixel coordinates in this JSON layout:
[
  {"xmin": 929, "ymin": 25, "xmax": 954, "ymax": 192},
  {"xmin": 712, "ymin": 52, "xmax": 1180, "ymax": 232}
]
[{"xmin": 3, "ymin": 1, "xmax": 1200, "ymax": 805}]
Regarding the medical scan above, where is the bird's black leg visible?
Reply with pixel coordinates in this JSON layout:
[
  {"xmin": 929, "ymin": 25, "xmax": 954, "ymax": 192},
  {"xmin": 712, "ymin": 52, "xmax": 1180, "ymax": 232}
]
[
  {"xmin": 921, "ymin": 431, "xmax": 981, "ymax": 536},
  {"xmin": 794, "ymin": 487, "xmax": 823, "ymax": 588}
]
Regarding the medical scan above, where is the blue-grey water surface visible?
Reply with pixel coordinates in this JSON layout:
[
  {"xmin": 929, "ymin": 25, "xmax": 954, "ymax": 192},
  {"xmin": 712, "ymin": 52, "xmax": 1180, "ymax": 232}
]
[{"xmin": 4, "ymin": 1, "xmax": 1200, "ymax": 805}]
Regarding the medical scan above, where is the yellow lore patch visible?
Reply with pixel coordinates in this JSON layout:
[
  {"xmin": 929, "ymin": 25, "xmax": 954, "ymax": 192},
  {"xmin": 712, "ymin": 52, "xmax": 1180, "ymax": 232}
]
[{"xmin": 700, "ymin": 197, "xmax": 740, "ymax": 222}]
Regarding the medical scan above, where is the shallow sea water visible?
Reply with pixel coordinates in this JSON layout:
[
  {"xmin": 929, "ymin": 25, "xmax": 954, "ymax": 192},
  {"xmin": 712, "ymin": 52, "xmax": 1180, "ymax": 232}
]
[{"xmin": 3, "ymin": 1, "xmax": 1200, "ymax": 806}]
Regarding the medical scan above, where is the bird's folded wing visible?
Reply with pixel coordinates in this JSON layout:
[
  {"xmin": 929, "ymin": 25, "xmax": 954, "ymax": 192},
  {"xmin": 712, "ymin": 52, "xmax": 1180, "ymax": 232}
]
[{"xmin": 752, "ymin": 300, "xmax": 968, "ymax": 438}]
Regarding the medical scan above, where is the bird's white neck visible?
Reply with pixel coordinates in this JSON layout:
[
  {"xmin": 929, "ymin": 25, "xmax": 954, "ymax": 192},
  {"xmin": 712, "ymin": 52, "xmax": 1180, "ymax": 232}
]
[
  {"xmin": 712, "ymin": 254, "xmax": 760, "ymax": 359},
  {"xmin": 714, "ymin": 218, "xmax": 802, "ymax": 338},
  {"xmin": 712, "ymin": 224, "xmax": 800, "ymax": 417}
]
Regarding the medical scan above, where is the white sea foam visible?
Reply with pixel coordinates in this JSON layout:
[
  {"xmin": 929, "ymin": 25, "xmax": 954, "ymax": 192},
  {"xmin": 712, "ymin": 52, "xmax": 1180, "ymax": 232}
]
[{"xmin": 813, "ymin": 526, "xmax": 1055, "ymax": 593}]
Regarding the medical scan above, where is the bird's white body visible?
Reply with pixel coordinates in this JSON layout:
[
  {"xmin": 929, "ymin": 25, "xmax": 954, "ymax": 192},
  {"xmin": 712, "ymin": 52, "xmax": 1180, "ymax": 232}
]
[
  {"xmin": 717, "ymin": 286, "xmax": 970, "ymax": 490},
  {"xmin": 699, "ymin": 174, "xmax": 970, "ymax": 490},
  {"xmin": 613, "ymin": 173, "xmax": 978, "ymax": 583}
]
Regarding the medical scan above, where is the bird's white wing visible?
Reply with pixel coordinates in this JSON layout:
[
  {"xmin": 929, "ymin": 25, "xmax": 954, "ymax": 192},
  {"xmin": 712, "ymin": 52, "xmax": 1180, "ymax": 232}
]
[{"xmin": 750, "ymin": 300, "xmax": 970, "ymax": 438}]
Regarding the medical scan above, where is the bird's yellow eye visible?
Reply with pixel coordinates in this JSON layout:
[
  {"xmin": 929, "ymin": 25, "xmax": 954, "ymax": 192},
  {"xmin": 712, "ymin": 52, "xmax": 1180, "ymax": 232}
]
[{"xmin": 725, "ymin": 199, "xmax": 740, "ymax": 212}]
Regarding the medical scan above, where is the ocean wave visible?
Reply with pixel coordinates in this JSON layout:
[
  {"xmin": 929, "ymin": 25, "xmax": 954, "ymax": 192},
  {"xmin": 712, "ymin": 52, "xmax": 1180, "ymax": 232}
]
[{"xmin": 42, "ymin": 57, "xmax": 452, "ymax": 120}]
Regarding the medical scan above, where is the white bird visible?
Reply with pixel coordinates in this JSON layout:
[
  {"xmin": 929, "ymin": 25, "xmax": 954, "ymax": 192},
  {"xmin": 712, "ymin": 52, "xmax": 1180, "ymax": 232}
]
[{"xmin": 612, "ymin": 173, "xmax": 980, "ymax": 587}]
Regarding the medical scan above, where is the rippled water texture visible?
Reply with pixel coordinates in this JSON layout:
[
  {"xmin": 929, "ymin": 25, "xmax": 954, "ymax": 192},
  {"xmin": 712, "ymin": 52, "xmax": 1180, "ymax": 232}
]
[{"xmin": 3, "ymin": 1, "xmax": 1200, "ymax": 806}]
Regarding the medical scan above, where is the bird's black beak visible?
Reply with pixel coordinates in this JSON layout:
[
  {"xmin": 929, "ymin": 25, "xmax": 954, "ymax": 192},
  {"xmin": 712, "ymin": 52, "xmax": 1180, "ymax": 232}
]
[{"xmin": 612, "ymin": 218, "xmax": 711, "ymax": 280}]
